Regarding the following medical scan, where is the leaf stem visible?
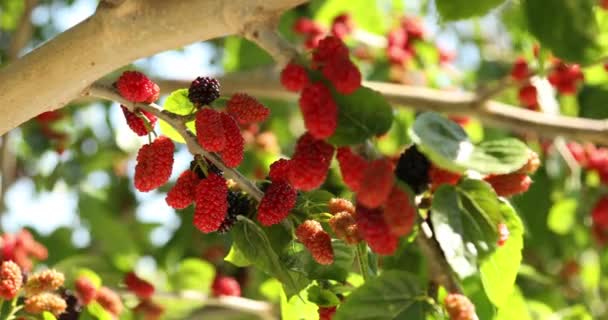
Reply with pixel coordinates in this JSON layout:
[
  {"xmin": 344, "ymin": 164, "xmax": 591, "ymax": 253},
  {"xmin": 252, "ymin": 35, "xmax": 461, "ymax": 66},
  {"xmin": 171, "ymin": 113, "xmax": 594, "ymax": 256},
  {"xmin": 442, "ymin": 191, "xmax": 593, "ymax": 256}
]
[{"xmin": 356, "ymin": 243, "xmax": 370, "ymax": 282}]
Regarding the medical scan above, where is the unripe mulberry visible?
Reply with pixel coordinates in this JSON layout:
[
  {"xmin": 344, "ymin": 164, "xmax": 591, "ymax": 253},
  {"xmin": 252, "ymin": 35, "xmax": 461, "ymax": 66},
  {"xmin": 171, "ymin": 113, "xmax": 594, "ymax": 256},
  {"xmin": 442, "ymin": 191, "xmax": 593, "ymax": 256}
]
[
  {"xmin": 484, "ymin": 173, "xmax": 531, "ymax": 197},
  {"xmin": 0, "ymin": 261, "xmax": 22, "ymax": 300},
  {"xmin": 328, "ymin": 198, "xmax": 355, "ymax": 215},
  {"xmin": 74, "ymin": 276, "xmax": 97, "ymax": 306},
  {"xmin": 194, "ymin": 174, "xmax": 228, "ymax": 233},
  {"xmin": 212, "ymin": 275, "xmax": 241, "ymax": 297},
  {"xmin": 296, "ymin": 220, "xmax": 334, "ymax": 265},
  {"xmin": 517, "ymin": 150, "xmax": 541, "ymax": 175},
  {"xmin": 188, "ymin": 76, "xmax": 220, "ymax": 107},
  {"xmin": 219, "ymin": 113, "xmax": 244, "ymax": 168},
  {"xmin": 313, "ymin": 36, "xmax": 349, "ymax": 64},
  {"xmin": 357, "ymin": 159, "xmax": 394, "ymax": 209},
  {"xmin": 336, "ymin": 147, "xmax": 368, "ymax": 192},
  {"xmin": 288, "ymin": 133, "xmax": 335, "ymax": 191},
  {"xmin": 121, "ymin": 106, "xmax": 157, "ymax": 136},
  {"xmin": 444, "ymin": 293, "xmax": 478, "ymax": 320},
  {"xmin": 429, "ymin": 166, "xmax": 461, "ymax": 191},
  {"xmin": 299, "ymin": 83, "xmax": 338, "ymax": 139},
  {"xmin": 95, "ymin": 287, "xmax": 123, "ymax": 317},
  {"xmin": 116, "ymin": 71, "xmax": 160, "ymax": 103},
  {"xmin": 356, "ymin": 206, "xmax": 398, "ymax": 255},
  {"xmin": 166, "ymin": 170, "xmax": 199, "ymax": 209},
  {"xmin": 257, "ymin": 181, "xmax": 297, "ymax": 226},
  {"xmin": 318, "ymin": 306, "xmax": 337, "ymax": 320},
  {"xmin": 24, "ymin": 269, "xmax": 65, "ymax": 297},
  {"xmin": 395, "ymin": 146, "xmax": 430, "ymax": 194},
  {"xmin": 383, "ymin": 186, "xmax": 416, "ymax": 236},
  {"xmin": 124, "ymin": 272, "xmax": 155, "ymax": 299},
  {"xmin": 322, "ymin": 58, "xmax": 361, "ymax": 94},
  {"xmin": 226, "ymin": 93, "xmax": 270, "ymax": 124},
  {"xmin": 329, "ymin": 211, "xmax": 361, "ymax": 244},
  {"xmin": 497, "ymin": 223, "xmax": 509, "ymax": 247},
  {"xmin": 281, "ymin": 62, "xmax": 309, "ymax": 92},
  {"xmin": 195, "ymin": 108, "xmax": 226, "ymax": 152},
  {"xmin": 24, "ymin": 292, "xmax": 67, "ymax": 316},
  {"xmin": 268, "ymin": 159, "xmax": 292, "ymax": 183},
  {"xmin": 134, "ymin": 136, "xmax": 174, "ymax": 192}
]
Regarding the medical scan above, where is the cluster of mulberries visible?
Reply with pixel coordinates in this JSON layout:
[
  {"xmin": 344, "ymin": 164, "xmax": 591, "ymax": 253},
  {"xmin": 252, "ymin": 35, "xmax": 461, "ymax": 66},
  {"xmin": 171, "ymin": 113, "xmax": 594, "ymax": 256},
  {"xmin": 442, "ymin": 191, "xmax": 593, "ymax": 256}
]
[
  {"xmin": 444, "ymin": 293, "xmax": 478, "ymax": 320},
  {"xmin": 212, "ymin": 274, "xmax": 242, "ymax": 297},
  {"xmin": 296, "ymin": 220, "xmax": 334, "ymax": 265},
  {"xmin": 0, "ymin": 229, "xmax": 48, "ymax": 272},
  {"xmin": 356, "ymin": 206, "xmax": 399, "ymax": 255},
  {"xmin": 386, "ymin": 17, "xmax": 425, "ymax": 66},
  {"xmin": 115, "ymin": 71, "xmax": 161, "ymax": 136}
]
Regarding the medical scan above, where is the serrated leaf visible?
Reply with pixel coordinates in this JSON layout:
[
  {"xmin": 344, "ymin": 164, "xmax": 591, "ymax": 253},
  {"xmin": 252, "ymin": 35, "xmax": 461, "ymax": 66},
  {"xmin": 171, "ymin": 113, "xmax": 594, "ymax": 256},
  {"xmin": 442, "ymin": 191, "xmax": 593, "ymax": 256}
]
[
  {"xmin": 160, "ymin": 88, "xmax": 196, "ymax": 143},
  {"xmin": 436, "ymin": 0, "xmax": 505, "ymax": 21},
  {"xmin": 231, "ymin": 217, "xmax": 310, "ymax": 297},
  {"xmin": 334, "ymin": 271, "xmax": 436, "ymax": 320},
  {"xmin": 480, "ymin": 200, "xmax": 524, "ymax": 307},
  {"xmin": 410, "ymin": 112, "xmax": 529, "ymax": 174},
  {"xmin": 524, "ymin": 0, "xmax": 601, "ymax": 63},
  {"xmin": 328, "ymin": 86, "xmax": 394, "ymax": 146},
  {"xmin": 286, "ymin": 240, "xmax": 356, "ymax": 282},
  {"xmin": 171, "ymin": 258, "xmax": 215, "ymax": 293},
  {"xmin": 295, "ymin": 190, "xmax": 334, "ymax": 214}
]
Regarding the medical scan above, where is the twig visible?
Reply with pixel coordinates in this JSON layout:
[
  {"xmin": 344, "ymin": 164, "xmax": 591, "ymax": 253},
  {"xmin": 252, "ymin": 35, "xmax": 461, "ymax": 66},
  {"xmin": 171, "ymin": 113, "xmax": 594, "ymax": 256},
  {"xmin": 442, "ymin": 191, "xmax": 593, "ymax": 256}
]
[
  {"xmin": 84, "ymin": 82, "xmax": 264, "ymax": 202},
  {"xmin": 242, "ymin": 19, "xmax": 299, "ymax": 68}
]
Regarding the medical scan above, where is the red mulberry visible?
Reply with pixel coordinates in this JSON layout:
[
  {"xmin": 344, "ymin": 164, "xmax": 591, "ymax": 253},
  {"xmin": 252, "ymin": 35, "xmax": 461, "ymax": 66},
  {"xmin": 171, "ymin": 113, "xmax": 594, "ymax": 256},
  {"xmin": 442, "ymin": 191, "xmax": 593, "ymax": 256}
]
[
  {"xmin": 121, "ymin": 106, "xmax": 157, "ymax": 136},
  {"xmin": 313, "ymin": 36, "xmax": 349, "ymax": 65},
  {"xmin": 357, "ymin": 159, "xmax": 394, "ymax": 209},
  {"xmin": 299, "ymin": 83, "xmax": 338, "ymax": 139},
  {"xmin": 195, "ymin": 108, "xmax": 226, "ymax": 152},
  {"xmin": 383, "ymin": 186, "xmax": 416, "ymax": 236},
  {"xmin": 593, "ymin": 196, "xmax": 608, "ymax": 229},
  {"xmin": 484, "ymin": 173, "xmax": 531, "ymax": 197},
  {"xmin": 226, "ymin": 93, "xmax": 270, "ymax": 124},
  {"xmin": 75, "ymin": 276, "xmax": 97, "ymax": 306},
  {"xmin": 165, "ymin": 170, "xmax": 199, "ymax": 209},
  {"xmin": 134, "ymin": 136, "xmax": 175, "ymax": 192},
  {"xmin": 429, "ymin": 165, "xmax": 461, "ymax": 191},
  {"xmin": 356, "ymin": 206, "xmax": 398, "ymax": 255},
  {"xmin": 281, "ymin": 62, "xmax": 309, "ymax": 92},
  {"xmin": 322, "ymin": 58, "xmax": 361, "ymax": 94},
  {"xmin": 257, "ymin": 181, "xmax": 297, "ymax": 226},
  {"xmin": 212, "ymin": 275, "xmax": 241, "ymax": 297},
  {"xmin": 336, "ymin": 147, "xmax": 368, "ymax": 192},
  {"xmin": 116, "ymin": 71, "xmax": 160, "ymax": 103},
  {"xmin": 511, "ymin": 57, "xmax": 530, "ymax": 81},
  {"xmin": 288, "ymin": 133, "xmax": 335, "ymax": 191},
  {"xmin": 124, "ymin": 272, "xmax": 155, "ymax": 299},
  {"xmin": 268, "ymin": 159, "xmax": 292, "ymax": 183},
  {"xmin": 219, "ymin": 113, "xmax": 244, "ymax": 168},
  {"xmin": 329, "ymin": 212, "xmax": 361, "ymax": 244},
  {"xmin": 194, "ymin": 174, "xmax": 228, "ymax": 233},
  {"xmin": 296, "ymin": 220, "xmax": 334, "ymax": 265}
]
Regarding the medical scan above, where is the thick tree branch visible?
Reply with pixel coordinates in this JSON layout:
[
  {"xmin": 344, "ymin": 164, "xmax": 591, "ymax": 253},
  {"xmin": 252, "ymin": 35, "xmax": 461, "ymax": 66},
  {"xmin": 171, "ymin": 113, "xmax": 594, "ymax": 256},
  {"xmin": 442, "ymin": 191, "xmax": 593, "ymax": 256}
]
[
  {"xmin": 0, "ymin": 0, "xmax": 308, "ymax": 136},
  {"xmin": 84, "ymin": 82, "xmax": 264, "ymax": 202}
]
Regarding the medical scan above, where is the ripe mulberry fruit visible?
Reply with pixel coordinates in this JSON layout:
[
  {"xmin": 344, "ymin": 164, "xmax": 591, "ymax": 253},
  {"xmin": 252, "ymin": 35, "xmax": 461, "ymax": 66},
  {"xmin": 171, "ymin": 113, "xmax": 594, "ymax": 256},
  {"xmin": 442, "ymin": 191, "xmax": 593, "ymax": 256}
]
[
  {"xmin": 116, "ymin": 71, "xmax": 160, "ymax": 103},
  {"xmin": 497, "ymin": 223, "xmax": 509, "ymax": 247},
  {"xmin": 357, "ymin": 159, "xmax": 394, "ymax": 209},
  {"xmin": 257, "ymin": 181, "xmax": 297, "ymax": 226},
  {"xmin": 281, "ymin": 62, "xmax": 309, "ymax": 92},
  {"xmin": 592, "ymin": 196, "xmax": 608, "ymax": 229},
  {"xmin": 356, "ymin": 206, "xmax": 398, "ymax": 255},
  {"xmin": 328, "ymin": 198, "xmax": 355, "ymax": 215},
  {"xmin": 0, "ymin": 261, "xmax": 22, "ymax": 300},
  {"xmin": 336, "ymin": 147, "xmax": 368, "ymax": 192},
  {"xmin": 299, "ymin": 83, "xmax": 338, "ymax": 139},
  {"xmin": 429, "ymin": 165, "xmax": 461, "ymax": 191},
  {"xmin": 121, "ymin": 106, "xmax": 157, "ymax": 136},
  {"xmin": 95, "ymin": 286, "xmax": 123, "ymax": 317},
  {"xmin": 383, "ymin": 186, "xmax": 416, "ymax": 236},
  {"xmin": 510, "ymin": 57, "xmax": 530, "ymax": 81},
  {"xmin": 296, "ymin": 220, "xmax": 334, "ymax": 265},
  {"xmin": 219, "ymin": 113, "xmax": 244, "ymax": 168},
  {"xmin": 329, "ymin": 211, "xmax": 361, "ymax": 244},
  {"xmin": 444, "ymin": 293, "xmax": 478, "ymax": 320},
  {"xmin": 319, "ymin": 306, "xmax": 337, "ymax": 320},
  {"xmin": 24, "ymin": 292, "xmax": 67, "ymax": 316},
  {"xmin": 395, "ymin": 145, "xmax": 430, "ymax": 194},
  {"xmin": 313, "ymin": 36, "xmax": 349, "ymax": 65},
  {"xmin": 518, "ymin": 84, "xmax": 538, "ymax": 110},
  {"xmin": 288, "ymin": 133, "xmax": 335, "ymax": 191},
  {"xmin": 547, "ymin": 62, "xmax": 583, "ymax": 95},
  {"xmin": 188, "ymin": 76, "xmax": 220, "ymax": 106},
  {"xmin": 134, "ymin": 136, "xmax": 174, "ymax": 192},
  {"xmin": 226, "ymin": 93, "xmax": 269, "ymax": 124},
  {"xmin": 484, "ymin": 173, "xmax": 531, "ymax": 197},
  {"xmin": 218, "ymin": 191, "xmax": 252, "ymax": 233},
  {"xmin": 75, "ymin": 276, "xmax": 97, "ymax": 306},
  {"xmin": 194, "ymin": 174, "xmax": 228, "ymax": 233},
  {"xmin": 331, "ymin": 13, "xmax": 354, "ymax": 39},
  {"xmin": 124, "ymin": 272, "xmax": 155, "ymax": 299},
  {"xmin": 322, "ymin": 58, "xmax": 361, "ymax": 94},
  {"xmin": 268, "ymin": 159, "xmax": 292, "ymax": 183},
  {"xmin": 195, "ymin": 108, "xmax": 226, "ymax": 152},
  {"xmin": 212, "ymin": 275, "xmax": 241, "ymax": 297},
  {"xmin": 24, "ymin": 269, "xmax": 64, "ymax": 297},
  {"xmin": 166, "ymin": 170, "xmax": 199, "ymax": 209}
]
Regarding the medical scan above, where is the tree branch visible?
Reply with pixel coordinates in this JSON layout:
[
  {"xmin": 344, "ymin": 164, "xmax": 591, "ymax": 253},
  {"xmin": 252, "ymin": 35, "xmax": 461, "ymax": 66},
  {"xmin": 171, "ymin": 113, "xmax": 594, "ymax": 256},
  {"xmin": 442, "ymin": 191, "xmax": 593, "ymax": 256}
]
[
  {"xmin": 84, "ymin": 82, "xmax": 264, "ymax": 202},
  {"xmin": 0, "ymin": 0, "xmax": 308, "ymax": 136}
]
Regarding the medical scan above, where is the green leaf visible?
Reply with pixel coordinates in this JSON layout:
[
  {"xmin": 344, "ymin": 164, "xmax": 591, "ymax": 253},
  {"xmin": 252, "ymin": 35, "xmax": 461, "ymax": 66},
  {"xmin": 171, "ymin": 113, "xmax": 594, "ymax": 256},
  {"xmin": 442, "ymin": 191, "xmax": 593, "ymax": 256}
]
[
  {"xmin": 295, "ymin": 190, "xmax": 335, "ymax": 214},
  {"xmin": 160, "ymin": 88, "xmax": 196, "ymax": 143},
  {"xmin": 578, "ymin": 85, "xmax": 608, "ymax": 119},
  {"xmin": 231, "ymin": 217, "xmax": 310, "ymax": 297},
  {"xmin": 436, "ymin": 0, "xmax": 505, "ymax": 21},
  {"xmin": 524, "ymin": 0, "xmax": 601, "ymax": 63},
  {"xmin": 307, "ymin": 285, "xmax": 341, "ymax": 307},
  {"xmin": 431, "ymin": 180, "xmax": 502, "ymax": 278},
  {"xmin": 480, "ymin": 200, "xmax": 524, "ymax": 307},
  {"xmin": 547, "ymin": 198, "xmax": 578, "ymax": 235},
  {"xmin": 328, "ymin": 86, "xmax": 394, "ymax": 146},
  {"xmin": 410, "ymin": 112, "xmax": 529, "ymax": 174},
  {"xmin": 170, "ymin": 258, "xmax": 215, "ymax": 293},
  {"xmin": 224, "ymin": 244, "xmax": 252, "ymax": 267},
  {"xmin": 287, "ymin": 240, "xmax": 356, "ymax": 282},
  {"xmin": 280, "ymin": 286, "xmax": 319, "ymax": 320},
  {"xmin": 42, "ymin": 312, "xmax": 57, "ymax": 320},
  {"xmin": 494, "ymin": 287, "xmax": 531, "ymax": 320},
  {"xmin": 81, "ymin": 302, "xmax": 113, "ymax": 320},
  {"xmin": 334, "ymin": 271, "xmax": 436, "ymax": 320},
  {"xmin": 313, "ymin": 0, "xmax": 388, "ymax": 34}
]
